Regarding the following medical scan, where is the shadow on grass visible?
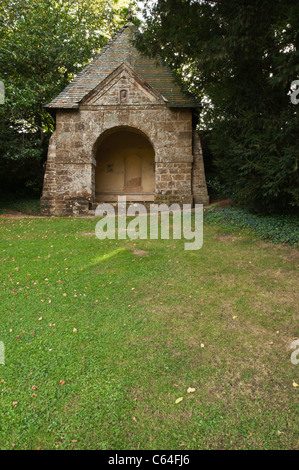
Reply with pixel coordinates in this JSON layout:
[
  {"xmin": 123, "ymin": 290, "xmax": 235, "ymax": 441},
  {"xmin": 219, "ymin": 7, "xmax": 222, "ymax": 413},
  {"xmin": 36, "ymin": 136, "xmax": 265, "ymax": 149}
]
[{"xmin": 0, "ymin": 191, "xmax": 40, "ymax": 215}]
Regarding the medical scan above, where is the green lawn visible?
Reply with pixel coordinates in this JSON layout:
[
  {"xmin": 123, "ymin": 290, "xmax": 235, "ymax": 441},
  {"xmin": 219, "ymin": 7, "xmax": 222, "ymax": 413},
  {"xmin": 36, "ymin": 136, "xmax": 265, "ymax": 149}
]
[{"xmin": 0, "ymin": 215, "xmax": 298, "ymax": 450}]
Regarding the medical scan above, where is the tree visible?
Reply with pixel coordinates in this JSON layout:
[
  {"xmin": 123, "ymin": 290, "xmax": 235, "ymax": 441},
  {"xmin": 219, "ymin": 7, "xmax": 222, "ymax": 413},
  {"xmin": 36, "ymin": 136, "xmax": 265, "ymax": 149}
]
[
  {"xmin": 136, "ymin": 0, "xmax": 299, "ymax": 213},
  {"xmin": 0, "ymin": 0, "xmax": 130, "ymax": 195}
]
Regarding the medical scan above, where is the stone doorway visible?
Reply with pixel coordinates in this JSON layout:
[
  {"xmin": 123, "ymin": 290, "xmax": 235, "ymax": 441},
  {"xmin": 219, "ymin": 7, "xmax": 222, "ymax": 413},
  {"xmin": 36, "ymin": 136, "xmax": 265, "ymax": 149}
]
[{"xmin": 94, "ymin": 127, "xmax": 155, "ymax": 202}]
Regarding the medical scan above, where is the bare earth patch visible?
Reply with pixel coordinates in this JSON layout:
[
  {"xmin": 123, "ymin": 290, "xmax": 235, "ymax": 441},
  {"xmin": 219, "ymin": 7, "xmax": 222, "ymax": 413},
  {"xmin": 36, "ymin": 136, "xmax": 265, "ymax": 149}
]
[
  {"xmin": 132, "ymin": 249, "xmax": 148, "ymax": 256},
  {"xmin": 0, "ymin": 210, "xmax": 40, "ymax": 218},
  {"xmin": 208, "ymin": 198, "xmax": 234, "ymax": 209},
  {"xmin": 217, "ymin": 234, "xmax": 240, "ymax": 242}
]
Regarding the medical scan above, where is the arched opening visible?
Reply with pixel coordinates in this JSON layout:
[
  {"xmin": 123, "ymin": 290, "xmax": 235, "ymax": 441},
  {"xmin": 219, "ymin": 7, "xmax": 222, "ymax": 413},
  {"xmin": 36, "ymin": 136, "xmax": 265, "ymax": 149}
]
[{"xmin": 95, "ymin": 127, "xmax": 155, "ymax": 202}]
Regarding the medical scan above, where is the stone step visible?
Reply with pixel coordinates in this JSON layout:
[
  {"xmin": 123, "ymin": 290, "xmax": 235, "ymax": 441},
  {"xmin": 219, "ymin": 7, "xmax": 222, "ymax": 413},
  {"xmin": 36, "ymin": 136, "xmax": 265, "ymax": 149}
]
[{"xmin": 90, "ymin": 201, "xmax": 154, "ymax": 212}]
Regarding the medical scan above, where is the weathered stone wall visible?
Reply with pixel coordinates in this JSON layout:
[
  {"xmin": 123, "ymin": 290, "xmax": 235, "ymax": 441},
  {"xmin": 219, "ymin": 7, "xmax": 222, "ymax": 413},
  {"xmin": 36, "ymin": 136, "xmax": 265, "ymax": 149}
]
[
  {"xmin": 41, "ymin": 103, "xmax": 209, "ymax": 216},
  {"xmin": 192, "ymin": 130, "xmax": 209, "ymax": 206},
  {"xmin": 40, "ymin": 132, "xmax": 57, "ymax": 216}
]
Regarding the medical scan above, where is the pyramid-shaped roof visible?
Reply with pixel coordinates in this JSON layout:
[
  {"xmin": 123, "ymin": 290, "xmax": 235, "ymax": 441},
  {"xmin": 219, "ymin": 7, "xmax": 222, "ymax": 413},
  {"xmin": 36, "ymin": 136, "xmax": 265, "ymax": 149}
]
[{"xmin": 46, "ymin": 23, "xmax": 198, "ymax": 109}]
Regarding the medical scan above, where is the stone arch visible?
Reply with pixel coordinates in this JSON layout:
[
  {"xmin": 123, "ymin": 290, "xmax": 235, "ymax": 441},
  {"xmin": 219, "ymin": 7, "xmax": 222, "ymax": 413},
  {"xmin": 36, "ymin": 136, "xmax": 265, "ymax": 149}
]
[{"xmin": 93, "ymin": 126, "xmax": 155, "ymax": 202}]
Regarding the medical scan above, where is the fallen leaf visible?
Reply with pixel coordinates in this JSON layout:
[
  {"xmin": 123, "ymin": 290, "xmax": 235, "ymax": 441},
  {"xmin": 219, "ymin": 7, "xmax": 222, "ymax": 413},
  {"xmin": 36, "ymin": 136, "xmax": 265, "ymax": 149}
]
[
  {"xmin": 175, "ymin": 397, "xmax": 183, "ymax": 404},
  {"xmin": 292, "ymin": 381, "xmax": 298, "ymax": 388},
  {"xmin": 59, "ymin": 380, "xmax": 65, "ymax": 386}
]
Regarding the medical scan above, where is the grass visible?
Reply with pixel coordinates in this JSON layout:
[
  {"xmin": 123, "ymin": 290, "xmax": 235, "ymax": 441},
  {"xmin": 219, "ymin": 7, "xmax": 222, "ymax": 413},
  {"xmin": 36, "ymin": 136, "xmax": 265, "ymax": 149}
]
[{"xmin": 0, "ymin": 214, "xmax": 298, "ymax": 450}]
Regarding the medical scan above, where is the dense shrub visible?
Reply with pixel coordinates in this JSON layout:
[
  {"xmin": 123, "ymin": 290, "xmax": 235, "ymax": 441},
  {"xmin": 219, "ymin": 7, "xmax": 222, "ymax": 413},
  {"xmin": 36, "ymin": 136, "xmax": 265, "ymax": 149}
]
[
  {"xmin": 0, "ymin": 192, "xmax": 40, "ymax": 215},
  {"xmin": 0, "ymin": 140, "xmax": 44, "ymax": 197}
]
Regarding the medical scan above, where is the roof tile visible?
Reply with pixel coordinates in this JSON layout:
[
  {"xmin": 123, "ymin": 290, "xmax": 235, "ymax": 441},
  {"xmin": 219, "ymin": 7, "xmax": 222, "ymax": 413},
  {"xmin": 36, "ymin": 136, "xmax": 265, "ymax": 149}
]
[{"xmin": 46, "ymin": 24, "xmax": 198, "ymax": 109}]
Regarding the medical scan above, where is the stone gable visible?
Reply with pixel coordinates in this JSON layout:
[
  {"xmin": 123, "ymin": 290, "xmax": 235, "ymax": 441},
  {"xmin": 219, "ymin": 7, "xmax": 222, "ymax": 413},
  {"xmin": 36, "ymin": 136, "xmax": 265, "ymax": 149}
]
[
  {"xmin": 83, "ymin": 63, "xmax": 165, "ymax": 107},
  {"xmin": 46, "ymin": 24, "xmax": 198, "ymax": 109}
]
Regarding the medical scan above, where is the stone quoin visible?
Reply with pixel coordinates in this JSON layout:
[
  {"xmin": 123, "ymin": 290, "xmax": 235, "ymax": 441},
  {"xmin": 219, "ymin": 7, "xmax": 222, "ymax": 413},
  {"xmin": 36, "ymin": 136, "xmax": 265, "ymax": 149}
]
[{"xmin": 41, "ymin": 23, "xmax": 209, "ymax": 216}]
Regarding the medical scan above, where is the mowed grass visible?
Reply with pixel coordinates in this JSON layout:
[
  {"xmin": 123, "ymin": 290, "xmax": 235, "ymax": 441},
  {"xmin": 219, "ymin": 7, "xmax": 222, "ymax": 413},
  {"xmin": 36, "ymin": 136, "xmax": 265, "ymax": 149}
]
[{"xmin": 0, "ymin": 215, "xmax": 298, "ymax": 450}]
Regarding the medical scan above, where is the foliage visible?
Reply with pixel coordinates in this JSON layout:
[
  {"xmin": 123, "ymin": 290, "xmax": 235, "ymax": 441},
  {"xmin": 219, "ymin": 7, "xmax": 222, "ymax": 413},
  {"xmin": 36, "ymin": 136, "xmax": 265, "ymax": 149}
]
[
  {"xmin": 0, "ymin": 121, "xmax": 44, "ymax": 195},
  {"xmin": 205, "ymin": 176, "xmax": 232, "ymax": 200},
  {"xmin": 0, "ymin": 0, "xmax": 130, "ymax": 196},
  {"xmin": 0, "ymin": 191, "xmax": 40, "ymax": 215},
  {"xmin": 136, "ymin": 0, "xmax": 299, "ymax": 213},
  {"xmin": 205, "ymin": 205, "xmax": 299, "ymax": 245}
]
